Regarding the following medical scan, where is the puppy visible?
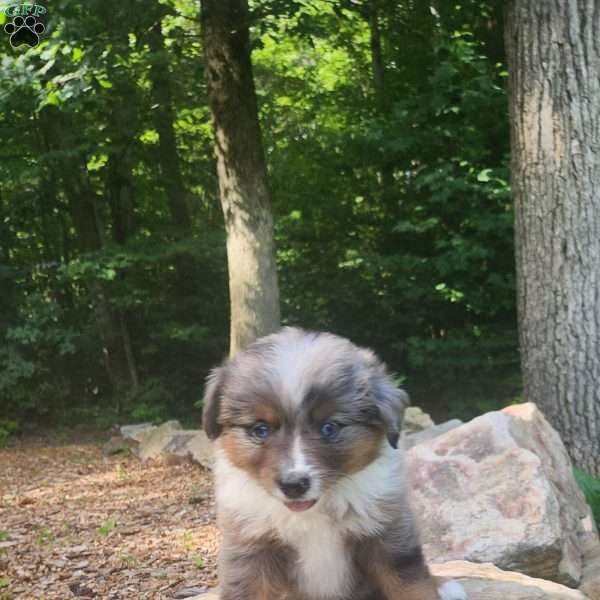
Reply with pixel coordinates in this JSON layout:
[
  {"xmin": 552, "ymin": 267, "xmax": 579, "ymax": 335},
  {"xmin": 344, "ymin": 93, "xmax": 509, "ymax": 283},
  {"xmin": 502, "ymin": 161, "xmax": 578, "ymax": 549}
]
[{"xmin": 203, "ymin": 327, "xmax": 466, "ymax": 600}]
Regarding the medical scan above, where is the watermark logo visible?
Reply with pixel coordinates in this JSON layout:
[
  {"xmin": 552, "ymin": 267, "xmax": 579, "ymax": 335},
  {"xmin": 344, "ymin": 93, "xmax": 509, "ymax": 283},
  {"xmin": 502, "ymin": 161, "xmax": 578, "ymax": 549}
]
[{"xmin": 3, "ymin": 4, "xmax": 46, "ymax": 48}]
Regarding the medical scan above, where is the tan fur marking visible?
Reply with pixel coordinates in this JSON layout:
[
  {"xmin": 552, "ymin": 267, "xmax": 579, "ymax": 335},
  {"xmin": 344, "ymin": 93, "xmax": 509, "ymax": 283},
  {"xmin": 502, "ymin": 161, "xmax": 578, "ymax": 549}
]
[
  {"xmin": 254, "ymin": 403, "xmax": 280, "ymax": 426},
  {"xmin": 221, "ymin": 430, "xmax": 252, "ymax": 471},
  {"xmin": 372, "ymin": 562, "xmax": 438, "ymax": 600},
  {"xmin": 221, "ymin": 429, "xmax": 284, "ymax": 496},
  {"xmin": 342, "ymin": 430, "xmax": 385, "ymax": 474}
]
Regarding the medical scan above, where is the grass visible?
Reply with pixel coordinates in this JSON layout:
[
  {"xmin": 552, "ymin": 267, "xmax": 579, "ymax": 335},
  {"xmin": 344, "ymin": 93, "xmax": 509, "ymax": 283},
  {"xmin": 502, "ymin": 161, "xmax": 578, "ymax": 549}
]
[
  {"xmin": 574, "ymin": 468, "xmax": 600, "ymax": 528},
  {"xmin": 97, "ymin": 517, "xmax": 117, "ymax": 537},
  {"xmin": 182, "ymin": 531, "xmax": 194, "ymax": 552},
  {"xmin": 34, "ymin": 527, "xmax": 54, "ymax": 546}
]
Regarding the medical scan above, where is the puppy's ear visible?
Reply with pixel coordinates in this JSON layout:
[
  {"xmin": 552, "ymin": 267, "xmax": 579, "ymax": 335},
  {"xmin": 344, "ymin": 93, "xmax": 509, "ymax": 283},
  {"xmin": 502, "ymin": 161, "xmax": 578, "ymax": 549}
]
[
  {"xmin": 202, "ymin": 366, "xmax": 227, "ymax": 440},
  {"xmin": 362, "ymin": 349, "xmax": 409, "ymax": 449}
]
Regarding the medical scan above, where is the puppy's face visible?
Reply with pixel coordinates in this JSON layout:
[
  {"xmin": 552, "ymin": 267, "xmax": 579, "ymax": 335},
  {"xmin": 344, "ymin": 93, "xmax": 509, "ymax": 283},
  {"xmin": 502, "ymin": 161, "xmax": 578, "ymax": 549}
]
[{"xmin": 203, "ymin": 328, "xmax": 407, "ymax": 512}]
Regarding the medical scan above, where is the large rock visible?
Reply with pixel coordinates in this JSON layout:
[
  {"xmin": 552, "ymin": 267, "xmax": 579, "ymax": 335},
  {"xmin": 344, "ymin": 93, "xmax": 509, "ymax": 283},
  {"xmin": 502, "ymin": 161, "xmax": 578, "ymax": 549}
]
[
  {"xmin": 403, "ymin": 419, "xmax": 463, "ymax": 449},
  {"xmin": 408, "ymin": 403, "xmax": 597, "ymax": 587},
  {"xmin": 580, "ymin": 530, "xmax": 600, "ymax": 600},
  {"xmin": 119, "ymin": 422, "xmax": 155, "ymax": 442},
  {"xmin": 185, "ymin": 562, "xmax": 594, "ymax": 600},
  {"xmin": 131, "ymin": 421, "xmax": 214, "ymax": 468},
  {"xmin": 431, "ymin": 561, "xmax": 590, "ymax": 600}
]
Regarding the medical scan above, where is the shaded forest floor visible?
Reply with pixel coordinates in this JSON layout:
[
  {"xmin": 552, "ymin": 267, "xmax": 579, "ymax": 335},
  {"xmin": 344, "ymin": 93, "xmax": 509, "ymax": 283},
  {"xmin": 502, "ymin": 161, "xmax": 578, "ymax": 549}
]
[{"xmin": 0, "ymin": 431, "xmax": 219, "ymax": 599}]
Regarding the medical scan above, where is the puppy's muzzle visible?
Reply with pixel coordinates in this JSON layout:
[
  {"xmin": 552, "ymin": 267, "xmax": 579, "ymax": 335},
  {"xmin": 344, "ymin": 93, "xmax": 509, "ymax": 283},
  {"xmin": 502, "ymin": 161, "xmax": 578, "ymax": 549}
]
[{"xmin": 277, "ymin": 474, "xmax": 311, "ymax": 499}]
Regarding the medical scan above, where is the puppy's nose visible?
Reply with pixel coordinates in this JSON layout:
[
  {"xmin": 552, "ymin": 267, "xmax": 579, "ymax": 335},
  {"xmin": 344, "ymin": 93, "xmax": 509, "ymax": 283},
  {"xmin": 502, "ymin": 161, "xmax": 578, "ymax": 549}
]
[{"xmin": 278, "ymin": 475, "xmax": 311, "ymax": 499}]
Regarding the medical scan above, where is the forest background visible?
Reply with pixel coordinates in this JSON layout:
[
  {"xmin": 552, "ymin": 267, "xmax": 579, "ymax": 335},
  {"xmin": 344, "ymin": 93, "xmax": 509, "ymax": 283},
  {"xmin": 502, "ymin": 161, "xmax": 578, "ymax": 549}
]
[{"xmin": 0, "ymin": 0, "xmax": 514, "ymax": 438}]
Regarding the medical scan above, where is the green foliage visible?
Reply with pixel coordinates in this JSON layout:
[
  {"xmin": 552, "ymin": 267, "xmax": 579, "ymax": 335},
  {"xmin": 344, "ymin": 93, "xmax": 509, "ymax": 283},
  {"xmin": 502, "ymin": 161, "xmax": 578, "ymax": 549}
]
[
  {"xmin": 0, "ymin": 0, "xmax": 515, "ymax": 426},
  {"xmin": 34, "ymin": 528, "xmax": 54, "ymax": 546},
  {"xmin": 97, "ymin": 518, "xmax": 117, "ymax": 537},
  {"xmin": 574, "ymin": 469, "xmax": 600, "ymax": 528},
  {"xmin": 0, "ymin": 420, "xmax": 18, "ymax": 447}
]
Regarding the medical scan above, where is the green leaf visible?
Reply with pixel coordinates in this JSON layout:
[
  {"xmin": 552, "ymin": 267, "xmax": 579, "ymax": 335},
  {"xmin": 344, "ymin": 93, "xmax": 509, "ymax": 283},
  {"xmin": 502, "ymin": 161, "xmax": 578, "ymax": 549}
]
[{"xmin": 477, "ymin": 169, "xmax": 492, "ymax": 182}]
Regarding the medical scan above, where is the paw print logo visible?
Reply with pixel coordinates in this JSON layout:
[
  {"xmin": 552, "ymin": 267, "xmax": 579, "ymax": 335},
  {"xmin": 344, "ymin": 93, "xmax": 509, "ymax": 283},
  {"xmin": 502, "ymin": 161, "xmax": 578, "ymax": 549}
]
[{"xmin": 4, "ymin": 15, "xmax": 45, "ymax": 48}]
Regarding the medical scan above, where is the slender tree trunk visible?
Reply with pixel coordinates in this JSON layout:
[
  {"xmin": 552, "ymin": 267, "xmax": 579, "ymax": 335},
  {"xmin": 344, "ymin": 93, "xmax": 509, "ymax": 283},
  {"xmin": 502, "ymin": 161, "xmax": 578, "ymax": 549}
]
[
  {"xmin": 200, "ymin": 0, "xmax": 281, "ymax": 354},
  {"xmin": 367, "ymin": 0, "xmax": 394, "ymax": 198},
  {"xmin": 148, "ymin": 18, "xmax": 203, "ymax": 299},
  {"xmin": 148, "ymin": 20, "xmax": 193, "ymax": 236},
  {"xmin": 107, "ymin": 116, "xmax": 137, "ymax": 244},
  {"xmin": 506, "ymin": 0, "xmax": 600, "ymax": 476},
  {"xmin": 42, "ymin": 107, "xmax": 139, "ymax": 401},
  {"xmin": 106, "ymin": 100, "xmax": 140, "ymax": 391}
]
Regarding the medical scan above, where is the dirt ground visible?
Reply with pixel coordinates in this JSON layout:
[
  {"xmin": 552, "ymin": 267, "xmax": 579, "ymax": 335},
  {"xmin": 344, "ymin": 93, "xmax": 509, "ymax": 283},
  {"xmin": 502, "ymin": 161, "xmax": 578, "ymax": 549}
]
[{"xmin": 0, "ymin": 431, "xmax": 219, "ymax": 599}]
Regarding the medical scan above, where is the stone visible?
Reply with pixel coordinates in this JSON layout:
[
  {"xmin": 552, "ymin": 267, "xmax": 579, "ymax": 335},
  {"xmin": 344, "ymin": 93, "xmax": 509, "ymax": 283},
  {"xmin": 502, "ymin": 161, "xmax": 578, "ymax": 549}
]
[
  {"xmin": 580, "ymin": 532, "xmax": 600, "ymax": 600},
  {"xmin": 407, "ymin": 403, "xmax": 596, "ymax": 587},
  {"xmin": 101, "ymin": 436, "xmax": 136, "ymax": 456},
  {"xmin": 185, "ymin": 431, "xmax": 214, "ymax": 469},
  {"xmin": 403, "ymin": 419, "xmax": 463, "ymax": 449},
  {"xmin": 173, "ymin": 587, "xmax": 209, "ymax": 598},
  {"xmin": 431, "ymin": 561, "xmax": 590, "ymax": 600},
  {"xmin": 403, "ymin": 406, "xmax": 435, "ymax": 433},
  {"xmin": 136, "ymin": 420, "xmax": 182, "ymax": 461},
  {"xmin": 119, "ymin": 423, "xmax": 155, "ymax": 442},
  {"xmin": 187, "ymin": 592, "xmax": 218, "ymax": 600}
]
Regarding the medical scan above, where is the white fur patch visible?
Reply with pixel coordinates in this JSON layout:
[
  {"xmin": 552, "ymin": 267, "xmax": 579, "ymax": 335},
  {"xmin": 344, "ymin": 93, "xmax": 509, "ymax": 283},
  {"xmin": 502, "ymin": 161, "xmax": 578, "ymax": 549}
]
[
  {"xmin": 291, "ymin": 434, "xmax": 309, "ymax": 472},
  {"xmin": 439, "ymin": 580, "xmax": 468, "ymax": 600},
  {"xmin": 214, "ymin": 441, "xmax": 404, "ymax": 598}
]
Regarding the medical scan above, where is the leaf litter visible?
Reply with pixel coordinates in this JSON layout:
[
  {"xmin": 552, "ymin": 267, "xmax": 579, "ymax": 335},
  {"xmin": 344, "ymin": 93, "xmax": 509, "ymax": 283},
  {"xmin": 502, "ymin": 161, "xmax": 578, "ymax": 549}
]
[{"xmin": 0, "ymin": 431, "xmax": 218, "ymax": 599}]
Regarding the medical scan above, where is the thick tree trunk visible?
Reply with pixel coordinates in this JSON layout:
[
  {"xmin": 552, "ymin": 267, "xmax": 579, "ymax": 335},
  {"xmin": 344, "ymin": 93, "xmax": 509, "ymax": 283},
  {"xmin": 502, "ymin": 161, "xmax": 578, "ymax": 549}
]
[
  {"xmin": 200, "ymin": 0, "xmax": 281, "ymax": 354},
  {"xmin": 506, "ymin": 1, "xmax": 600, "ymax": 476}
]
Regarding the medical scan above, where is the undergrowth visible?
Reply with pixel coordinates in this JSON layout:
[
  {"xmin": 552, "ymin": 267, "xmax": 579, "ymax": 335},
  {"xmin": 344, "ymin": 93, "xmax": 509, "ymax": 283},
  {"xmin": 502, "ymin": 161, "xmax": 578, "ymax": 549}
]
[{"xmin": 574, "ymin": 468, "xmax": 600, "ymax": 528}]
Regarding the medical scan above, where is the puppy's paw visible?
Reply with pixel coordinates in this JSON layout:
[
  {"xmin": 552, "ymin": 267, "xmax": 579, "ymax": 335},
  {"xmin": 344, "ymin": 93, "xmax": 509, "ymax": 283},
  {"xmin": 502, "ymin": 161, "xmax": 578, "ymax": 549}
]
[{"xmin": 438, "ymin": 580, "xmax": 467, "ymax": 600}]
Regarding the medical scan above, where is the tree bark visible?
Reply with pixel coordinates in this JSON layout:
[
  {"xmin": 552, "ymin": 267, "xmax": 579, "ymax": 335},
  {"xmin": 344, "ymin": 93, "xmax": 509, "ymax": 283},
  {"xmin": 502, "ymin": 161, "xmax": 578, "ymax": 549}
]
[
  {"xmin": 107, "ymin": 106, "xmax": 137, "ymax": 245},
  {"xmin": 42, "ymin": 107, "xmax": 139, "ymax": 401},
  {"xmin": 148, "ymin": 17, "xmax": 204, "ymax": 299},
  {"xmin": 367, "ymin": 0, "xmax": 394, "ymax": 199},
  {"xmin": 200, "ymin": 0, "xmax": 281, "ymax": 354},
  {"xmin": 148, "ymin": 19, "xmax": 193, "ymax": 236},
  {"xmin": 506, "ymin": 0, "xmax": 600, "ymax": 476}
]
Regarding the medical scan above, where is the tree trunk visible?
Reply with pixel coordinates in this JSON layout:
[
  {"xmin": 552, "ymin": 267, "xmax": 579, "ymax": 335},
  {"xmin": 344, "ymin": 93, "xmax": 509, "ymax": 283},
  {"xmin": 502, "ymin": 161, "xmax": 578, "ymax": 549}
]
[
  {"xmin": 506, "ymin": 0, "xmax": 600, "ymax": 476},
  {"xmin": 148, "ymin": 20, "xmax": 193, "ymax": 236},
  {"xmin": 148, "ymin": 18, "xmax": 204, "ymax": 299},
  {"xmin": 367, "ymin": 0, "xmax": 394, "ymax": 199},
  {"xmin": 107, "ymin": 110, "xmax": 137, "ymax": 245},
  {"xmin": 42, "ymin": 107, "xmax": 139, "ymax": 401},
  {"xmin": 200, "ymin": 0, "xmax": 281, "ymax": 354}
]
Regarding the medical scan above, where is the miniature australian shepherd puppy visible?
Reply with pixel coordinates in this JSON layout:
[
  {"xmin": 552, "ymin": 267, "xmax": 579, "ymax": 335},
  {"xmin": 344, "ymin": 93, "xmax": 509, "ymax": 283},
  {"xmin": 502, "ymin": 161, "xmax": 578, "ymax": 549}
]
[{"xmin": 202, "ymin": 327, "xmax": 466, "ymax": 600}]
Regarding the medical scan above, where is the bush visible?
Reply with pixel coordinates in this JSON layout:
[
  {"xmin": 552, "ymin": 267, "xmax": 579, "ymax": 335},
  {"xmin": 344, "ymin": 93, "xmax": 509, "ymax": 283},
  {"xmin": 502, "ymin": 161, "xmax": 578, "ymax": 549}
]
[{"xmin": 574, "ymin": 468, "xmax": 600, "ymax": 528}]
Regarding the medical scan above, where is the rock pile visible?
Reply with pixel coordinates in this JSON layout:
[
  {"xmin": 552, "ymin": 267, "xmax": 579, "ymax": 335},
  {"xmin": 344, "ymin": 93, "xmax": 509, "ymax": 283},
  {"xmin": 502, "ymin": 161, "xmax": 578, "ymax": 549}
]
[{"xmin": 116, "ymin": 403, "xmax": 600, "ymax": 600}]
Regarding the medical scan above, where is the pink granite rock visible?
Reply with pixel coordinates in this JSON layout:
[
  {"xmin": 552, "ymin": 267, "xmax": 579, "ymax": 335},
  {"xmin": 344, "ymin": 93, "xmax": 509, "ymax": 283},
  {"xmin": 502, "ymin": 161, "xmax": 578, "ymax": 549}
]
[{"xmin": 407, "ymin": 403, "xmax": 598, "ymax": 587}]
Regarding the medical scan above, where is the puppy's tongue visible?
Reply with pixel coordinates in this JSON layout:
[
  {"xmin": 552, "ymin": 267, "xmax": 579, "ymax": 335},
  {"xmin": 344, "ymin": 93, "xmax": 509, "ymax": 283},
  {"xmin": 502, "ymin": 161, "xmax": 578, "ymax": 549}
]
[{"xmin": 285, "ymin": 500, "xmax": 316, "ymax": 512}]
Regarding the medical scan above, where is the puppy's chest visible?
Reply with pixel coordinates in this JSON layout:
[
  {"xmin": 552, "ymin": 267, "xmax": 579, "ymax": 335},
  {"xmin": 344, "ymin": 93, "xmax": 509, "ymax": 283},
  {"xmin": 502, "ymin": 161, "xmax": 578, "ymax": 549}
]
[{"xmin": 278, "ymin": 516, "xmax": 354, "ymax": 599}]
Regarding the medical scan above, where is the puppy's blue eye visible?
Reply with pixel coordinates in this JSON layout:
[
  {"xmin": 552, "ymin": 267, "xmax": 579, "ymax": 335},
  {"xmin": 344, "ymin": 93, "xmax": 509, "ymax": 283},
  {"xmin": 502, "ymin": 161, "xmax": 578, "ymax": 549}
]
[
  {"xmin": 251, "ymin": 422, "xmax": 270, "ymax": 440},
  {"xmin": 320, "ymin": 422, "xmax": 340, "ymax": 439}
]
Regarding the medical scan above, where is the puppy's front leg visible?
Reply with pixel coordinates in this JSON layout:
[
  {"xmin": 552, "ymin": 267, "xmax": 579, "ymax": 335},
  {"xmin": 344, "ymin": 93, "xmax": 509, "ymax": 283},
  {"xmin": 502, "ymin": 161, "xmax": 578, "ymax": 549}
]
[
  {"xmin": 368, "ymin": 544, "xmax": 467, "ymax": 600},
  {"xmin": 219, "ymin": 536, "xmax": 294, "ymax": 600}
]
